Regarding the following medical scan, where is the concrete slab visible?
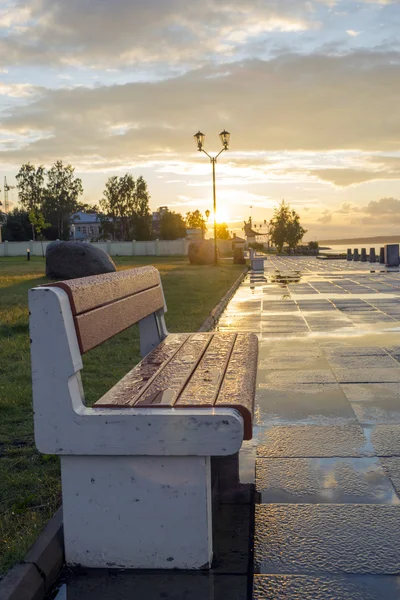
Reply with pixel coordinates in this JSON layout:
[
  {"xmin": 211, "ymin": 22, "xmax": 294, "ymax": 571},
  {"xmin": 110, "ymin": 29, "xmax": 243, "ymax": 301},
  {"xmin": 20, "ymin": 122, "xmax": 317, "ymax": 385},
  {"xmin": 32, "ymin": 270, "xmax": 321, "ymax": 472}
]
[
  {"xmin": 57, "ymin": 570, "xmax": 248, "ymax": 600},
  {"xmin": 256, "ymin": 385, "xmax": 356, "ymax": 426},
  {"xmin": 257, "ymin": 424, "xmax": 372, "ymax": 457},
  {"xmin": 256, "ymin": 457, "xmax": 399, "ymax": 504},
  {"xmin": 254, "ymin": 504, "xmax": 400, "ymax": 574},
  {"xmin": 369, "ymin": 424, "xmax": 400, "ymax": 456},
  {"xmin": 253, "ymin": 574, "xmax": 400, "ymax": 599},
  {"xmin": 351, "ymin": 398, "xmax": 400, "ymax": 424},
  {"xmin": 381, "ymin": 458, "xmax": 400, "ymax": 495}
]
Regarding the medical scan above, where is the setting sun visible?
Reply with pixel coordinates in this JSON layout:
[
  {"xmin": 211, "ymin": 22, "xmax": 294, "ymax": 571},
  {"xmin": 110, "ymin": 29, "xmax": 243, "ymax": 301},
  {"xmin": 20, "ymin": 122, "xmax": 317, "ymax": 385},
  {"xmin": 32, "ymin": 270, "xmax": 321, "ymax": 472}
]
[{"xmin": 206, "ymin": 207, "xmax": 230, "ymax": 224}]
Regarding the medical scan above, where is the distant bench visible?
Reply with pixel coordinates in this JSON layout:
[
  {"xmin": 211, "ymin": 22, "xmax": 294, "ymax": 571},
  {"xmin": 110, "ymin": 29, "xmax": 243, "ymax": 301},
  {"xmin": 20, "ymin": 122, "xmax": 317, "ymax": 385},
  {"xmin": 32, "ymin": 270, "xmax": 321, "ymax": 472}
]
[{"xmin": 29, "ymin": 266, "xmax": 258, "ymax": 570}]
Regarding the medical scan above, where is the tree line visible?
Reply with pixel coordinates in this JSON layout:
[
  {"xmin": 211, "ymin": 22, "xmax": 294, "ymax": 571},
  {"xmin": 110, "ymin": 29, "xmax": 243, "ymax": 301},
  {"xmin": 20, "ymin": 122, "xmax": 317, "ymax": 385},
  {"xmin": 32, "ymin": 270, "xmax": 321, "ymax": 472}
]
[{"xmin": 1, "ymin": 162, "xmax": 232, "ymax": 242}]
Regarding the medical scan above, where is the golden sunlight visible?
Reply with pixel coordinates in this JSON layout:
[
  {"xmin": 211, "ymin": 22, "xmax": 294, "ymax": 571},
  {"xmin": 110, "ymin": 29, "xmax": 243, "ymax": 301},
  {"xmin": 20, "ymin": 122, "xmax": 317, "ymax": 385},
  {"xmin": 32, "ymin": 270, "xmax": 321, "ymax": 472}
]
[{"xmin": 207, "ymin": 207, "xmax": 230, "ymax": 224}]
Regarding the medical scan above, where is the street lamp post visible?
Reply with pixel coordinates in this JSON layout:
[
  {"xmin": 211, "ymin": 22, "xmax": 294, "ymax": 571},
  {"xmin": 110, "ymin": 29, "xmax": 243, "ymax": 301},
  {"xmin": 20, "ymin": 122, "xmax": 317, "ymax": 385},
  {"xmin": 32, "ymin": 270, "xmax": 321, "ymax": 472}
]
[{"xmin": 193, "ymin": 130, "xmax": 230, "ymax": 265}]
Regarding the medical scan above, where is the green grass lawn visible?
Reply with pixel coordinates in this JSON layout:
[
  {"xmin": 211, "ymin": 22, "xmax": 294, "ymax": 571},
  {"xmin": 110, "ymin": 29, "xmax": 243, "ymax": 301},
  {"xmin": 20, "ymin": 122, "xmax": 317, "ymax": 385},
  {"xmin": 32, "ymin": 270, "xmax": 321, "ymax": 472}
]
[{"xmin": 0, "ymin": 256, "xmax": 244, "ymax": 575}]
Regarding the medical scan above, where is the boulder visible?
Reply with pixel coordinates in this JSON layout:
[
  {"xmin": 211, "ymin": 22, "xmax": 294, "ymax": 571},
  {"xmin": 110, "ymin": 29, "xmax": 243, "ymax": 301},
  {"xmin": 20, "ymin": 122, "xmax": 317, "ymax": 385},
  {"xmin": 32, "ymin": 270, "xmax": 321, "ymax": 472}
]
[
  {"xmin": 188, "ymin": 241, "xmax": 217, "ymax": 265},
  {"xmin": 233, "ymin": 247, "xmax": 246, "ymax": 264},
  {"xmin": 46, "ymin": 241, "xmax": 116, "ymax": 279}
]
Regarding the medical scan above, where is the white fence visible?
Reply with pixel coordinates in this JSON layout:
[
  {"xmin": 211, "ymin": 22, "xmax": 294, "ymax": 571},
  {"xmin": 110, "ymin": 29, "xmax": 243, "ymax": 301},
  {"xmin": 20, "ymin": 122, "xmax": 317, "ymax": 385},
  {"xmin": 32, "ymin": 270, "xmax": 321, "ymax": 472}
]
[{"xmin": 0, "ymin": 239, "xmax": 233, "ymax": 257}]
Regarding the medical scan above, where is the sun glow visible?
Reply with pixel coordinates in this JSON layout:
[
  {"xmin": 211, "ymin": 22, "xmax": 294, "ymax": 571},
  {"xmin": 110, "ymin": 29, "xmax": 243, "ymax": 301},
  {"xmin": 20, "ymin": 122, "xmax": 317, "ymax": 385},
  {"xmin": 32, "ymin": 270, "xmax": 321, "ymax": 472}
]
[{"xmin": 207, "ymin": 207, "xmax": 230, "ymax": 224}]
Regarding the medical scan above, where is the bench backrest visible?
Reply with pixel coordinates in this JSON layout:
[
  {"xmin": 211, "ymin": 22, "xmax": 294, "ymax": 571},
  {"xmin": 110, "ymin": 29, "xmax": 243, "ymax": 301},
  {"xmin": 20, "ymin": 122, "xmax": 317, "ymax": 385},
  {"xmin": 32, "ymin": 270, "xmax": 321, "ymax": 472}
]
[{"xmin": 49, "ymin": 266, "xmax": 165, "ymax": 353}]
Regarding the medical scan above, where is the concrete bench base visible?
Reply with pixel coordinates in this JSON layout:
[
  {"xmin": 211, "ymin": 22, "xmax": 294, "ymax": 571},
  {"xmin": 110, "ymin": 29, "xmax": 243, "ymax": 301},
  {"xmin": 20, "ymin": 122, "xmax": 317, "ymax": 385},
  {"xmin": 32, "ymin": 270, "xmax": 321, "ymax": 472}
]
[{"xmin": 61, "ymin": 455, "xmax": 212, "ymax": 570}]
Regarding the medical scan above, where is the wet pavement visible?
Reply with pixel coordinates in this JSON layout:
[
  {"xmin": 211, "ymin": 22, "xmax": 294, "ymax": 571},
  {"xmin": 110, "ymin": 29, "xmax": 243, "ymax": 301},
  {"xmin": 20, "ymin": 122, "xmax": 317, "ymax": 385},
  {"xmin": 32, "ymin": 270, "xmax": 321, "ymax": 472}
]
[
  {"xmin": 54, "ymin": 256, "xmax": 400, "ymax": 599},
  {"xmin": 217, "ymin": 256, "xmax": 400, "ymax": 599}
]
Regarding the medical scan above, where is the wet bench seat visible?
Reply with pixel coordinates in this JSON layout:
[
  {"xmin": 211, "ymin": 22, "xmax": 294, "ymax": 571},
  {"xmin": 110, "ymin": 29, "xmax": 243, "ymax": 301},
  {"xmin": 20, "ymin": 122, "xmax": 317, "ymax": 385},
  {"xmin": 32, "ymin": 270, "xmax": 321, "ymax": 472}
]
[{"xmin": 29, "ymin": 267, "xmax": 258, "ymax": 571}]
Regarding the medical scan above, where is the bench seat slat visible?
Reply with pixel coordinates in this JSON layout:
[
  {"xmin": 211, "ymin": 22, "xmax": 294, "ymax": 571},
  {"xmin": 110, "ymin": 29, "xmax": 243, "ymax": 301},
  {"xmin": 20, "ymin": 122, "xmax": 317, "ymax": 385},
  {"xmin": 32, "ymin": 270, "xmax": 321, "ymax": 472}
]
[
  {"xmin": 94, "ymin": 334, "xmax": 191, "ymax": 407},
  {"xmin": 134, "ymin": 334, "xmax": 213, "ymax": 407},
  {"xmin": 176, "ymin": 333, "xmax": 237, "ymax": 406},
  {"xmin": 214, "ymin": 333, "xmax": 258, "ymax": 440},
  {"xmin": 94, "ymin": 332, "xmax": 258, "ymax": 440}
]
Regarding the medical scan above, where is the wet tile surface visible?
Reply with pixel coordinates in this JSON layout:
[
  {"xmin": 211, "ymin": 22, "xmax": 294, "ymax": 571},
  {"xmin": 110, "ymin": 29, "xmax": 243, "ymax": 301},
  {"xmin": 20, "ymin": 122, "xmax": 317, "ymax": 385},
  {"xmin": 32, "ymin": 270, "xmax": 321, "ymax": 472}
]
[
  {"xmin": 256, "ymin": 457, "xmax": 399, "ymax": 504},
  {"xmin": 254, "ymin": 504, "xmax": 400, "ymax": 574},
  {"xmin": 217, "ymin": 257, "xmax": 400, "ymax": 598},
  {"xmin": 257, "ymin": 424, "xmax": 372, "ymax": 457},
  {"xmin": 253, "ymin": 574, "xmax": 400, "ymax": 600},
  {"xmin": 56, "ymin": 571, "xmax": 248, "ymax": 600}
]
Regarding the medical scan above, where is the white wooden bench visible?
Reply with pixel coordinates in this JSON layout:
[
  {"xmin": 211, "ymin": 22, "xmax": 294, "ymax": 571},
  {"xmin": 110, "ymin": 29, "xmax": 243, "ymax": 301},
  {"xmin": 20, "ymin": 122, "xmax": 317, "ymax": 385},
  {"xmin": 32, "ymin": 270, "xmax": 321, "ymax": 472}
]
[{"xmin": 29, "ymin": 266, "xmax": 258, "ymax": 570}]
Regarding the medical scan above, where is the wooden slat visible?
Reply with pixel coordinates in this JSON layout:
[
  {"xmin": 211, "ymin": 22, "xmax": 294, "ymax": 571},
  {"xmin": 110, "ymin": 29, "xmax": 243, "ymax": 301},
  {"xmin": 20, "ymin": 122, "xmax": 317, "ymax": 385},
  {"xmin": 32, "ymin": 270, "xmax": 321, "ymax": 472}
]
[
  {"xmin": 75, "ymin": 286, "xmax": 164, "ymax": 353},
  {"xmin": 176, "ymin": 333, "xmax": 237, "ymax": 406},
  {"xmin": 134, "ymin": 333, "xmax": 213, "ymax": 407},
  {"xmin": 50, "ymin": 266, "xmax": 161, "ymax": 315},
  {"xmin": 94, "ymin": 334, "xmax": 190, "ymax": 408},
  {"xmin": 215, "ymin": 333, "xmax": 258, "ymax": 440}
]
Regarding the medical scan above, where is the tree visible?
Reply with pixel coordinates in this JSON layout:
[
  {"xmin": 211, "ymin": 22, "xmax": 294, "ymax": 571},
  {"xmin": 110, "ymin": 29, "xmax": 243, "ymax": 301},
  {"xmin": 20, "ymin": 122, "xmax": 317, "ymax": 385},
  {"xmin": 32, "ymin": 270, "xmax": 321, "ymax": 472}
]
[
  {"xmin": 186, "ymin": 210, "xmax": 207, "ymax": 238},
  {"xmin": 16, "ymin": 163, "xmax": 45, "ymax": 212},
  {"xmin": 269, "ymin": 200, "xmax": 307, "ymax": 252},
  {"xmin": 44, "ymin": 160, "xmax": 83, "ymax": 239},
  {"xmin": 1, "ymin": 208, "xmax": 32, "ymax": 241},
  {"xmin": 216, "ymin": 222, "xmax": 231, "ymax": 240},
  {"xmin": 29, "ymin": 209, "xmax": 51, "ymax": 256},
  {"xmin": 159, "ymin": 209, "xmax": 186, "ymax": 240},
  {"xmin": 100, "ymin": 174, "xmax": 152, "ymax": 240}
]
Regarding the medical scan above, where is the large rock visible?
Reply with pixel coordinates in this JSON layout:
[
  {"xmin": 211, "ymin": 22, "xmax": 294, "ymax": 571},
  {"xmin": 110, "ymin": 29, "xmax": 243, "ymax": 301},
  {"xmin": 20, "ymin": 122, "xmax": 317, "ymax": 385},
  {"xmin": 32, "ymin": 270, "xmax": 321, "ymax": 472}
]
[
  {"xmin": 46, "ymin": 241, "xmax": 116, "ymax": 279},
  {"xmin": 188, "ymin": 241, "xmax": 217, "ymax": 265}
]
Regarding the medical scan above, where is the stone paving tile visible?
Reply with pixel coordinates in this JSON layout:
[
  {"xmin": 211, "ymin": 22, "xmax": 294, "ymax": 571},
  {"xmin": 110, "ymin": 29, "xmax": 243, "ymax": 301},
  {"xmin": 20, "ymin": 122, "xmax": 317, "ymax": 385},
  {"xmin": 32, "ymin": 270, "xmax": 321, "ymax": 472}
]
[
  {"xmin": 253, "ymin": 574, "xmax": 400, "ymax": 600},
  {"xmin": 368, "ymin": 424, "xmax": 400, "ymax": 456},
  {"xmin": 324, "ymin": 345, "xmax": 389, "ymax": 357},
  {"xmin": 327, "ymin": 354, "xmax": 398, "ymax": 369},
  {"xmin": 58, "ymin": 571, "xmax": 249, "ymax": 600},
  {"xmin": 212, "ymin": 505, "xmax": 252, "ymax": 574},
  {"xmin": 255, "ymin": 457, "xmax": 399, "ymax": 504},
  {"xmin": 256, "ymin": 424, "xmax": 372, "ymax": 457},
  {"xmin": 254, "ymin": 504, "xmax": 400, "ymax": 574},
  {"xmin": 333, "ymin": 368, "xmax": 400, "ymax": 383},
  {"xmin": 256, "ymin": 385, "xmax": 356, "ymax": 426},
  {"xmin": 351, "ymin": 398, "xmax": 400, "ymax": 424},
  {"xmin": 381, "ymin": 458, "xmax": 400, "ymax": 495},
  {"xmin": 341, "ymin": 383, "xmax": 400, "ymax": 403},
  {"xmin": 260, "ymin": 369, "xmax": 338, "ymax": 387}
]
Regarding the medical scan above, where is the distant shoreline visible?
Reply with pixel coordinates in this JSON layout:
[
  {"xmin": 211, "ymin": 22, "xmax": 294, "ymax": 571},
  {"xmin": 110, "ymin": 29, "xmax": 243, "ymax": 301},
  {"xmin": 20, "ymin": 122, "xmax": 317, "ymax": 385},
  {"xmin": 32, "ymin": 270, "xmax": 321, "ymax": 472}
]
[{"xmin": 317, "ymin": 236, "xmax": 400, "ymax": 245}]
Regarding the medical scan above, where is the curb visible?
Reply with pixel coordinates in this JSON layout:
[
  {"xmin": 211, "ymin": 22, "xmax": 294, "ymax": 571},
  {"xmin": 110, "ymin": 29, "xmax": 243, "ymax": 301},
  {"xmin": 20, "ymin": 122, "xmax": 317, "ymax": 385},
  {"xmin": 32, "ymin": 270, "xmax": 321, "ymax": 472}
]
[
  {"xmin": 0, "ymin": 509, "xmax": 64, "ymax": 600},
  {"xmin": 198, "ymin": 266, "xmax": 249, "ymax": 332}
]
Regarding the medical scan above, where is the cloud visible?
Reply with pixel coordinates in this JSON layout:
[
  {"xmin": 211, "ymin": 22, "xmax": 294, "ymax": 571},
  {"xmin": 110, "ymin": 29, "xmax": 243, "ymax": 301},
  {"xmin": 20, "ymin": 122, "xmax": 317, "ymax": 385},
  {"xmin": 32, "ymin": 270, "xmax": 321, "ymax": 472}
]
[
  {"xmin": 2, "ymin": 49, "xmax": 400, "ymax": 168},
  {"xmin": 365, "ymin": 196, "xmax": 400, "ymax": 216},
  {"xmin": 0, "ymin": 83, "xmax": 38, "ymax": 98},
  {"xmin": 346, "ymin": 30, "xmax": 361, "ymax": 37},
  {"xmin": 312, "ymin": 168, "xmax": 400, "ymax": 186},
  {"xmin": 0, "ymin": 0, "xmax": 319, "ymax": 69},
  {"xmin": 317, "ymin": 210, "xmax": 333, "ymax": 224}
]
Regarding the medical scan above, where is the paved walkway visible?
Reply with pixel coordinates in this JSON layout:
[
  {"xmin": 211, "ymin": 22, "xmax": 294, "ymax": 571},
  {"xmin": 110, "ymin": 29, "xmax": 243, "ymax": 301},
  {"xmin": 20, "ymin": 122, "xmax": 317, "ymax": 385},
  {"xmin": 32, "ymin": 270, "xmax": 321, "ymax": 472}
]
[{"xmin": 217, "ymin": 256, "xmax": 400, "ymax": 599}]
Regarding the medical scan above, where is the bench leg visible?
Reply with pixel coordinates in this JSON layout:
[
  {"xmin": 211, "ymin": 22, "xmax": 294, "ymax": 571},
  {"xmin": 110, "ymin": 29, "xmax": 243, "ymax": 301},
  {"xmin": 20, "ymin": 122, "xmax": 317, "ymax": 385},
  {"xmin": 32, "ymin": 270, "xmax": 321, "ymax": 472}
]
[{"xmin": 61, "ymin": 455, "xmax": 213, "ymax": 570}]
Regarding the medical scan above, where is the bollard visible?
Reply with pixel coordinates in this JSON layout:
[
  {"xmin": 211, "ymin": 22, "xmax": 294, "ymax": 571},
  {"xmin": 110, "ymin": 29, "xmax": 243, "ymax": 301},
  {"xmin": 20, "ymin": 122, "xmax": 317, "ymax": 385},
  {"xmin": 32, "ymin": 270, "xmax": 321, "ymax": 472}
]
[
  {"xmin": 369, "ymin": 248, "xmax": 376, "ymax": 263},
  {"xmin": 384, "ymin": 244, "xmax": 400, "ymax": 267},
  {"xmin": 353, "ymin": 248, "xmax": 359, "ymax": 261},
  {"xmin": 380, "ymin": 247, "xmax": 385, "ymax": 264},
  {"xmin": 26, "ymin": 248, "xmax": 30, "ymax": 261},
  {"xmin": 361, "ymin": 248, "xmax": 367, "ymax": 262},
  {"xmin": 347, "ymin": 249, "xmax": 352, "ymax": 261}
]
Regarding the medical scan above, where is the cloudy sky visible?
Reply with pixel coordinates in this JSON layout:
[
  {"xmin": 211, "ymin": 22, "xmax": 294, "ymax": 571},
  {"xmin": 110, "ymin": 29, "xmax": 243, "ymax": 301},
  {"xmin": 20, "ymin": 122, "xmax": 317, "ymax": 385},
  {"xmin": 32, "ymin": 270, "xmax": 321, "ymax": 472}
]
[{"xmin": 1, "ymin": 0, "xmax": 400, "ymax": 240}]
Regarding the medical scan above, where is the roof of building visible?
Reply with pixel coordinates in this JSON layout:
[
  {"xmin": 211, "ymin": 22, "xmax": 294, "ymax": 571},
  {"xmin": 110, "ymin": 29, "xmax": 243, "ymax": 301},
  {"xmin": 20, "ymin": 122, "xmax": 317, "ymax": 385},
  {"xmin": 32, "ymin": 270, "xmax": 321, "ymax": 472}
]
[{"xmin": 71, "ymin": 211, "xmax": 101, "ymax": 223}]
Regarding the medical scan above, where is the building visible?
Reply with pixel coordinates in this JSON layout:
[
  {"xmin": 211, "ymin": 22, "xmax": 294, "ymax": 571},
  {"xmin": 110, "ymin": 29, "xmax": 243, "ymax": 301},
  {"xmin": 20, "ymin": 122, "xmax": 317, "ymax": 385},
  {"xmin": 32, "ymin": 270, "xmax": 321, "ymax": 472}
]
[
  {"xmin": 152, "ymin": 206, "xmax": 168, "ymax": 238},
  {"xmin": 243, "ymin": 220, "xmax": 259, "ymax": 246},
  {"xmin": 70, "ymin": 211, "xmax": 102, "ymax": 241},
  {"xmin": 186, "ymin": 228, "xmax": 203, "ymax": 241}
]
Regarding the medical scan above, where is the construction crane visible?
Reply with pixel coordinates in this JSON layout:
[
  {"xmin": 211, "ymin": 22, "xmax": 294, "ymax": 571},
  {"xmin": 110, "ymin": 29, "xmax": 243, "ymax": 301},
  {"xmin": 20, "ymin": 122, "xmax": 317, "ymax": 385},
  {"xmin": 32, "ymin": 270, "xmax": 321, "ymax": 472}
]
[{"xmin": 4, "ymin": 177, "xmax": 15, "ymax": 214}]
